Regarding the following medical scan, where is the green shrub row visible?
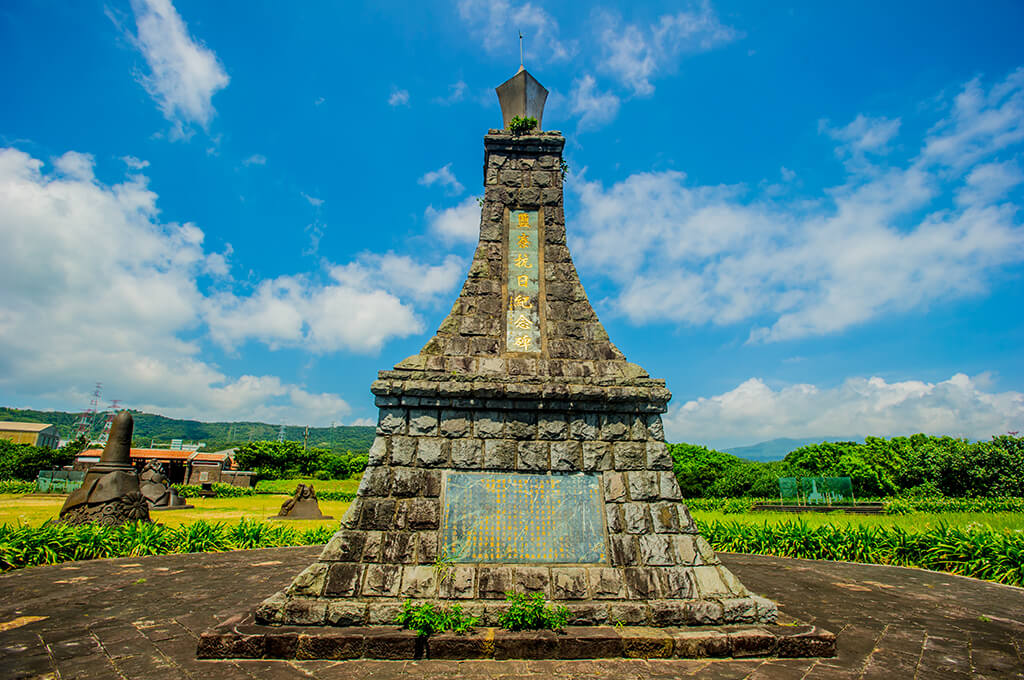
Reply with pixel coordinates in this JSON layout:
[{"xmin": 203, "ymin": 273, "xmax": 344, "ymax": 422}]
[
  {"xmin": 0, "ymin": 519, "xmax": 334, "ymax": 571},
  {"xmin": 682, "ymin": 496, "xmax": 1024, "ymax": 515},
  {"xmin": 699, "ymin": 518, "xmax": 1024, "ymax": 587},
  {"xmin": 172, "ymin": 483, "xmax": 256, "ymax": 498},
  {"xmin": 0, "ymin": 480, "xmax": 37, "ymax": 494}
]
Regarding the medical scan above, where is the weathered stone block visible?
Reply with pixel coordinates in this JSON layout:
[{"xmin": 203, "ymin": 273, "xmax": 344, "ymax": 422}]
[
  {"xmin": 646, "ymin": 442, "xmax": 672, "ymax": 470},
  {"xmin": 638, "ymin": 535, "xmax": 675, "ymax": 566},
  {"xmin": 483, "ymin": 439, "xmax": 516, "ymax": 469},
  {"xmin": 378, "ymin": 408, "xmax": 407, "ymax": 435},
  {"xmin": 478, "ymin": 566, "xmax": 512, "ymax": 598},
  {"xmin": 381, "ymin": 531, "xmax": 415, "ymax": 563},
  {"xmin": 366, "ymin": 602, "xmax": 405, "ymax": 625},
  {"xmin": 367, "ymin": 437, "xmax": 388, "ymax": 465},
  {"xmin": 283, "ymin": 598, "xmax": 328, "ymax": 626},
  {"xmin": 362, "ymin": 564, "xmax": 401, "ymax": 596},
  {"xmin": 603, "ymin": 471, "xmax": 626, "ymax": 502},
  {"xmin": 608, "ymin": 603, "xmax": 648, "ymax": 626},
  {"xmin": 600, "ymin": 414, "xmax": 630, "ymax": 440},
  {"xmin": 605, "ymin": 504, "xmax": 624, "ymax": 533},
  {"xmin": 440, "ymin": 410, "xmax": 470, "ymax": 437},
  {"xmin": 417, "ymin": 532, "xmax": 438, "ymax": 564},
  {"xmin": 400, "ymin": 565, "xmax": 437, "ymax": 598},
  {"xmin": 390, "ymin": 436, "xmax": 417, "ymax": 466},
  {"xmin": 416, "ymin": 438, "xmax": 447, "ymax": 467},
  {"xmin": 517, "ymin": 441, "xmax": 549, "ymax": 470},
  {"xmin": 474, "ymin": 411, "xmax": 504, "ymax": 438},
  {"xmin": 692, "ymin": 565, "xmax": 730, "ymax": 597},
  {"xmin": 569, "ymin": 413, "xmax": 599, "ymax": 440},
  {"xmin": 537, "ymin": 414, "xmax": 568, "ymax": 439},
  {"xmin": 319, "ymin": 530, "xmax": 365, "ymax": 562},
  {"xmin": 609, "ymin": 535, "xmax": 638, "ymax": 566},
  {"xmin": 659, "ymin": 567, "xmax": 696, "ymax": 599},
  {"xmin": 623, "ymin": 567, "xmax": 660, "ymax": 600},
  {"xmin": 551, "ymin": 567, "xmax": 587, "ymax": 599},
  {"xmin": 550, "ymin": 440, "xmax": 581, "ymax": 471},
  {"xmin": 361, "ymin": 531, "xmax": 383, "ymax": 561},
  {"xmin": 408, "ymin": 409, "xmax": 439, "ymax": 436},
  {"xmin": 650, "ymin": 601, "xmax": 687, "ymax": 626},
  {"xmin": 614, "ymin": 442, "xmax": 646, "ymax": 470},
  {"xmin": 582, "ymin": 441, "xmax": 612, "ymax": 470},
  {"xmin": 407, "ymin": 498, "xmax": 440, "ymax": 530},
  {"xmin": 651, "ymin": 503, "xmax": 680, "ymax": 533},
  {"xmin": 450, "ymin": 438, "xmax": 483, "ymax": 468},
  {"xmin": 682, "ymin": 600, "xmax": 725, "ymax": 625},
  {"xmin": 718, "ymin": 565, "xmax": 749, "ymax": 596},
  {"xmin": 287, "ymin": 563, "xmax": 329, "ymax": 597},
  {"xmin": 627, "ymin": 471, "xmax": 659, "ymax": 501},
  {"xmin": 673, "ymin": 629, "xmax": 731, "ymax": 658},
  {"xmin": 672, "ymin": 535, "xmax": 702, "ymax": 566},
  {"xmin": 505, "ymin": 411, "xmax": 537, "ymax": 438},
  {"xmin": 695, "ymin": 536, "xmax": 718, "ymax": 563},
  {"xmin": 392, "ymin": 467, "xmax": 425, "ymax": 497},
  {"xmin": 589, "ymin": 567, "xmax": 626, "ymax": 599},
  {"xmin": 360, "ymin": 466, "xmax": 391, "ymax": 496},
  {"xmin": 325, "ymin": 601, "xmax": 368, "ymax": 627},
  {"xmin": 645, "ymin": 414, "xmax": 666, "ymax": 441},
  {"xmin": 324, "ymin": 563, "xmax": 363, "ymax": 597},
  {"xmin": 622, "ymin": 503, "xmax": 651, "ymax": 534},
  {"xmin": 720, "ymin": 597, "xmax": 758, "ymax": 623},
  {"xmin": 359, "ymin": 498, "xmax": 395, "ymax": 530},
  {"xmin": 512, "ymin": 566, "xmax": 550, "ymax": 595},
  {"xmin": 678, "ymin": 503, "xmax": 696, "ymax": 532},
  {"xmin": 438, "ymin": 566, "xmax": 475, "ymax": 599}
]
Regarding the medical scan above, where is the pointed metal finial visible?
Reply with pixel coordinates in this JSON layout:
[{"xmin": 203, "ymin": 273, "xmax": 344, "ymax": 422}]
[{"xmin": 519, "ymin": 31, "xmax": 524, "ymax": 69}]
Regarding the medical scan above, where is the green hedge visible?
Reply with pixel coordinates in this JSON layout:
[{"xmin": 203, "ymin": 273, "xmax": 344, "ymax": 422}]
[
  {"xmin": 172, "ymin": 483, "xmax": 255, "ymax": 498},
  {"xmin": 700, "ymin": 518, "xmax": 1024, "ymax": 587},
  {"xmin": 883, "ymin": 496, "xmax": 1024, "ymax": 515},
  {"xmin": 0, "ymin": 480, "xmax": 36, "ymax": 494},
  {"xmin": 0, "ymin": 519, "xmax": 334, "ymax": 571}
]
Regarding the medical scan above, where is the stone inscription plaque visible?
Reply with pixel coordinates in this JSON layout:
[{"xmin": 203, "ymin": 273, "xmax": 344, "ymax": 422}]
[
  {"xmin": 506, "ymin": 209, "xmax": 541, "ymax": 353},
  {"xmin": 441, "ymin": 472, "xmax": 607, "ymax": 563}
]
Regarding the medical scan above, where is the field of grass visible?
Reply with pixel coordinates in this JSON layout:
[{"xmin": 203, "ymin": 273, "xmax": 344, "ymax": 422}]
[
  {"xmin": 690, "ymin": 509, "xmax": 1024, "ymax": 532},
  {"xmin": 254, "ymin": 477, "xmax": 360, "ymax": 494},
  {"xmin": 0, "ymin": 494, "xmax": 351, "ymax": 533}
]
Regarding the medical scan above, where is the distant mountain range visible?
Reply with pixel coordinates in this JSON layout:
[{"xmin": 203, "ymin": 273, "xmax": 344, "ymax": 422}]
[
  {"xmin": 0, "ymin": 406, "xmax": 376, "ymax": 454},
  {"xmin": 722, "ymin": 437, "xmax": 861, "ymax": 462}
]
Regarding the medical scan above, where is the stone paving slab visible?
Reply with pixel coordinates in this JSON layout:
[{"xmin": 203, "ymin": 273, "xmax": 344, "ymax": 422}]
[{"xmin": 0, "ymin": 547, "xmax": 1022, "ymax": 678}]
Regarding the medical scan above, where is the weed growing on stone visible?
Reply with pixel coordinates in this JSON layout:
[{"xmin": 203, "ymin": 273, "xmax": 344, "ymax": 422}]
[
  {"xmin": 394, "ymin": 599, "xmax": 479, "ymax": 637},
  {"xmin": 508, "ymin": 115, "xmax": 538, "ymax": 135},
  {"xmin": 498, "ymin": 592, "xmax": 570, "ymax": 632}
]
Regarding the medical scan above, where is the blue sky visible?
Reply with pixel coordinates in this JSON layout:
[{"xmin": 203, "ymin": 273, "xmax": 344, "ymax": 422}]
[{"xmin": 1, "ymin": 0, "xmax": 1023, "ymax": 448}]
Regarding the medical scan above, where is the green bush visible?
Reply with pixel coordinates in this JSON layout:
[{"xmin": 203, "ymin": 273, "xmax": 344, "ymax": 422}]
[
  {"xmin": 508, "ymin": 115, "xmax": 538, "ymax": 135},
  {"xmin": 0, "ymin": 480, "xmax": 36, "ymax": 494},
  {"xmin": 0, "ymin": 438, "xmax": 80, "ymax": 481},
  {"xmin": 173, "ymin": 483, "xmax": 255, "ymax": 498},
  {"xmin": 498, "ymin": 592, "xmax": 570, "ymax": 631},
  {"xmin": 884, "ymin": 496, "xmax": 1024, "ymax": 515},
  {"xmin": 394, "ymin": 599, "xmax": 479, "ymax": 637},
  {"xmin": 699, "ymin": 518, "xmax": 1024, "ymax": 587},
  {"xmin": 0, "ymin": 519, "xmax": 335, "ymax": 571},
  {"xmin": 234, "ymin": 441, "xmax": 366, "ymax": 481}
]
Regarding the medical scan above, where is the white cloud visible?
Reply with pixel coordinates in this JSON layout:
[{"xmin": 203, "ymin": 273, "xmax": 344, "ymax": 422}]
[
  {"xmin": 435, "ymin": 81, "xmax": 468, "ymax": 105},
  {"xmin": 242, "ymin": 154, "xmax": 267, "ymax": 166},
  {"xmin": 820, "ymin": 114, "xmax": 901, "ymax": 155},
  {"xmin": 388, "ymin": 87, "xmax": 410, "ymax": 107},
  {"xmin": 125, "ymin": 0, "xmax": 230, "ymax": 139},
  {"xmin": 120, "ymin": 155, "xmax": 150, "ymax": 170},
  {"xmin": 570, "ymin": 69, "xmax": 1024, "ymax": 342},
  {"xmin": 664, "ymin": 373, "xmax": 1024, "ymax": 447},
  {"xmin": 568, "ymin": 75, "xmax": 621, "ymax": 133},
  {"xmin": 301, "ymin": 191, "xmax": 324, "ymax": 208},
  {"xmin": 596, "ymin": 5, "xmax": 740, "ymax": 96},
  {"xmin": 457, "ymin": 0, "xmax": 574, "ymax": 63},
  {"xmin": 426, "ymin": 196, "xmax": 481, "ymax": 243},
  {"xmin": 0, "ymin": 146, "xmax": 454, "ymax": 425},
  {"xmin": 418, "ymin": 163, "xmax": 465, "ymax": 195}
]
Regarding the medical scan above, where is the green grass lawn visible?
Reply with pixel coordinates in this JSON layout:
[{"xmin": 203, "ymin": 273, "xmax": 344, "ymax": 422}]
[
  {"xmin": 690, "ymin": 509, "xmax": 1024, "ymax": 532},
  {"xmin": 254, "ymin": 477, "xmax": 361, "ymax": 494},
  {"xmin": 0, "ymin": 493, "xmax": 351, "ymax": 533}
]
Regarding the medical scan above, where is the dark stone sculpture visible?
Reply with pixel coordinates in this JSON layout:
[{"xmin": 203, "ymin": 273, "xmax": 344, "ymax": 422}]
[
  {"xmin": 271, "ymin": 484, "xmax": 333, "ymax": 520},
  {"xmin": 59, "ymin": 412, "xmax": 151, "ymax": 526},
  {"xmin": 139, "ymin": 461, "xmax": 192, "ymax": 510}
]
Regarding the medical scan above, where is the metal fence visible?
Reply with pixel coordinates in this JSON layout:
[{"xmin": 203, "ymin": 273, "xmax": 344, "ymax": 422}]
[{"xmin": 36, "ymin": 470, "xmax": 85, "ymax": 493}]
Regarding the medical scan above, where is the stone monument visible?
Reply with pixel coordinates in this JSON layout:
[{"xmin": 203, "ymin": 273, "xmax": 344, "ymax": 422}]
[
  {"xmin": 59, "ymin": 412, "xmax": 151, "ymax": 526},
  {"xmin": 271, "ymin": 483, "xmax": 333, "ymax": 520},
  {"xmin": 139, "ymin": 461, "xmax": 193, "ymax": 510},
  {"xmin": 253, "ymin": 67, "xmax": 777, "ymax": 631}
]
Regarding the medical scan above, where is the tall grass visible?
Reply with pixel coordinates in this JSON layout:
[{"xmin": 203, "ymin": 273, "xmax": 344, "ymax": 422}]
[
  {"xmin": 0, "ymin": 520, "xmax": 334, "ymax": 571},
  {"xmin": 699, "ymin": 518, "xmax": 1024, "ymax": 587}
]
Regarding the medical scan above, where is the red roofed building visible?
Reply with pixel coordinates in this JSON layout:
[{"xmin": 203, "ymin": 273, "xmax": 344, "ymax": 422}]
[{"xmin": 74, "ymin": 447, "xmax": 253, "ymax": 487}]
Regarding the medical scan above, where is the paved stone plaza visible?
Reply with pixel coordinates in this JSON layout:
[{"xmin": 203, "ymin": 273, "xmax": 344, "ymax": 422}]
[{"xmin": 1, "ymin": 548, "xmax": 1020, "ymax": 678}]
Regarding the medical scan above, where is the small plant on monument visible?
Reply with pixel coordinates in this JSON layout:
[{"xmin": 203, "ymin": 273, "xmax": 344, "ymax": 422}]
[
  {"xmin": 508, "ymin": 115, "xmax": 538, "ymax": 136},
  {"xmin": 394, "ymin": 599, "xmax": 479, "ymax": 637},
  {"xmin": 498, "ymin": 591, "xmax": 570, "ymax": 632},
  {"xmin": 560, "ymin": 159, "xmax": 570, "ymax": 183},
  {"xmin": 431, "ymin": 545, "xmax": 459, "ymax": 594}
]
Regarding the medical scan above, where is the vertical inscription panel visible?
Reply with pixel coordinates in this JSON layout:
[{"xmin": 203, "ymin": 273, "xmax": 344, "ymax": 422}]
[
  {"xmin": 506, "ymin": 209, "xmax": 541, "ymax": 353},
  {"xmin": 442, "ymin": 472, "xmax": 607, "ymax": 563}
]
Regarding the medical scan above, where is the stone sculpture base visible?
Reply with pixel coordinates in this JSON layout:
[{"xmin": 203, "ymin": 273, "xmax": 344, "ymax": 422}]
[{"xmin": 198, "ymin": 615, "xmax": 834, "ymax": 660}]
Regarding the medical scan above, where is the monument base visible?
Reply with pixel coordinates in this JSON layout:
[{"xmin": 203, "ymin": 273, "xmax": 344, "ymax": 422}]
[{"xmin": 197, "ymin": 614, "xmax": 834, "ymax": 660}]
